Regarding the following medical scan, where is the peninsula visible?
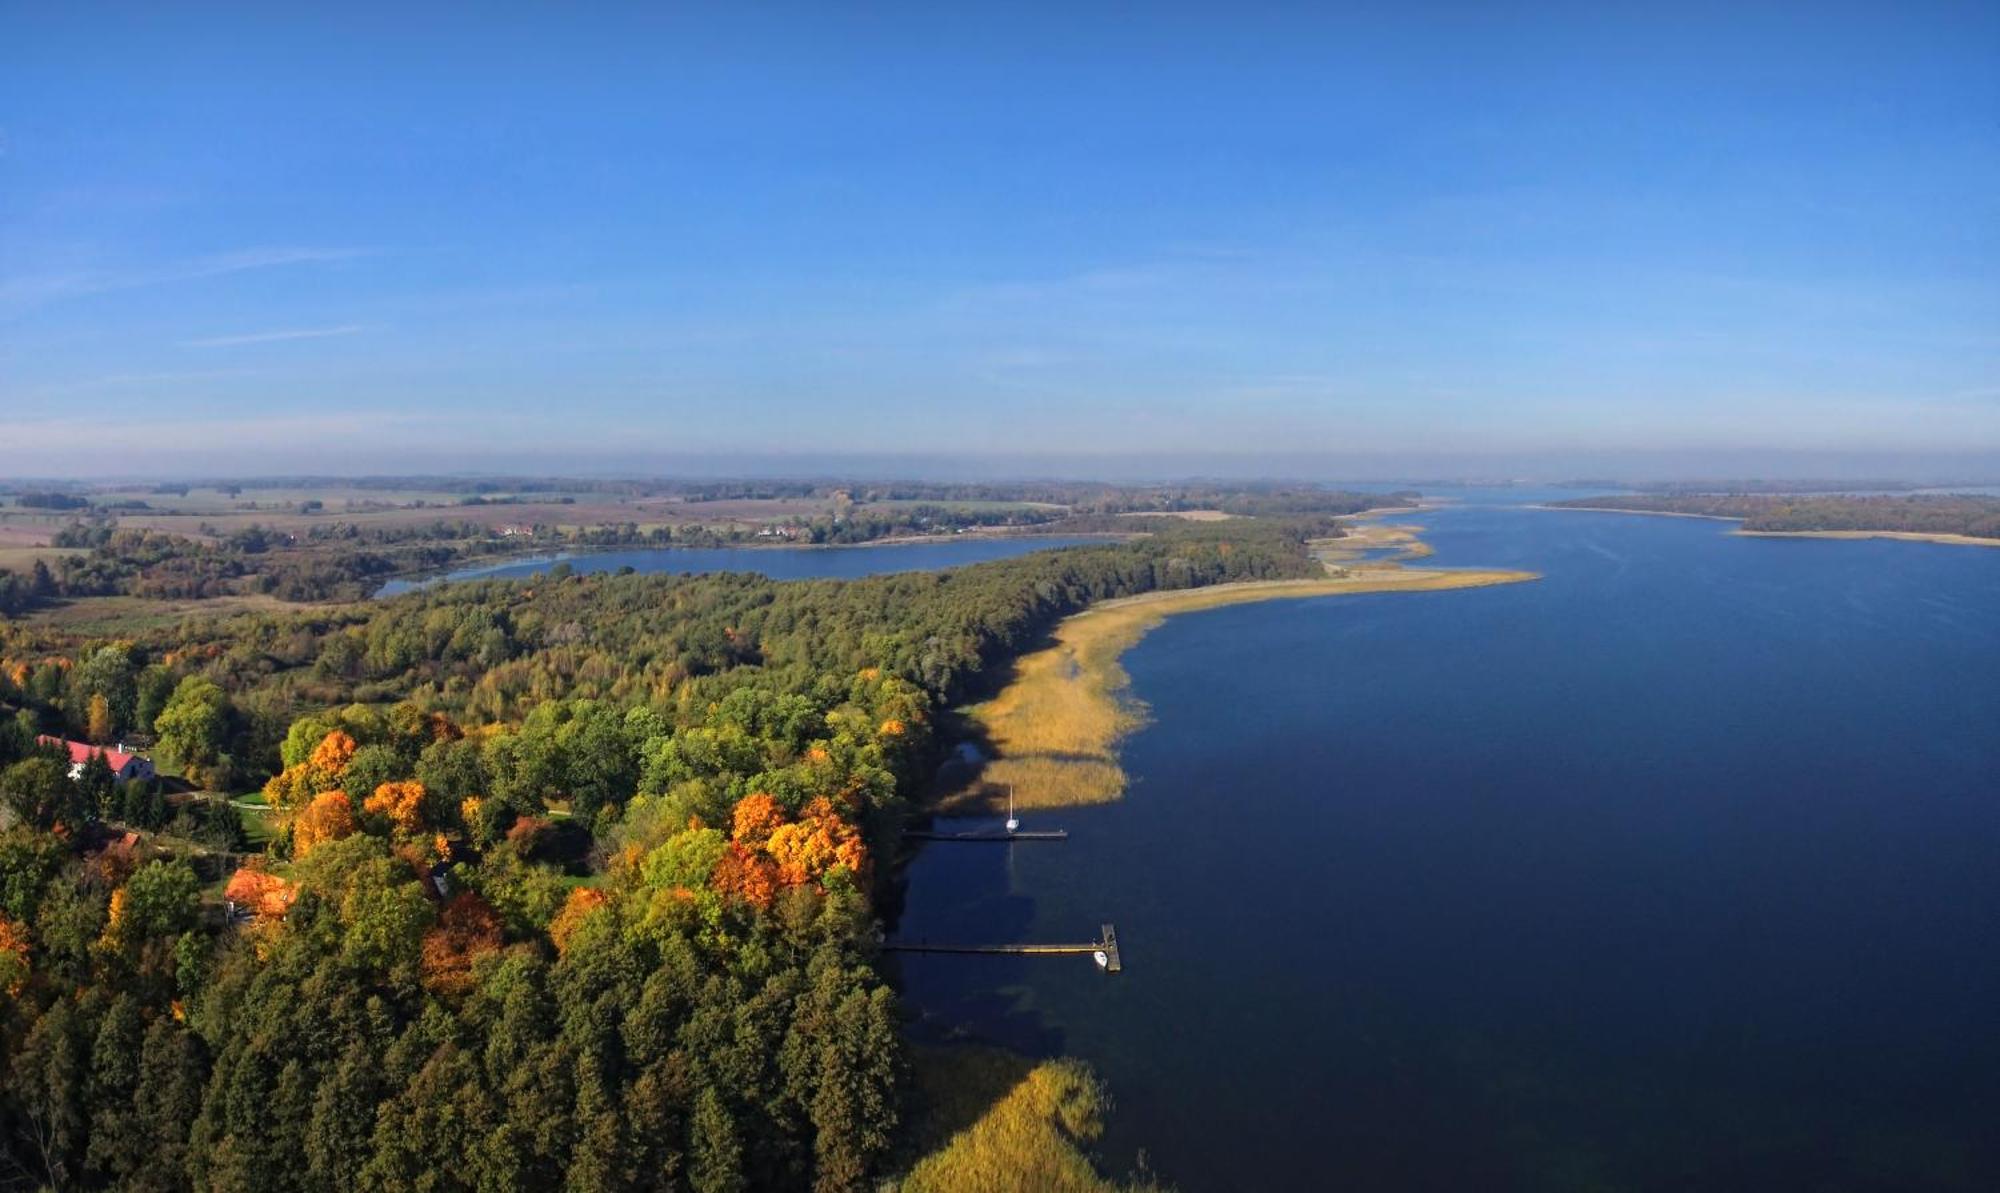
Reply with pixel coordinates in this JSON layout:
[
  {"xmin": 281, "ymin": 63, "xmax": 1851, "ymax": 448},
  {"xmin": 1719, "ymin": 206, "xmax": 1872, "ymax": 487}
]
[{"xmin": 943, "ymin": 516, "xmax": 1538, "ymax": 814}]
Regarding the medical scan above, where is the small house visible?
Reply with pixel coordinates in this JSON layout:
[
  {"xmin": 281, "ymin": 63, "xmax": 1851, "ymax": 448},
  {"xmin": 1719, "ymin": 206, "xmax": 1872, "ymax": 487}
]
[{"xmin": 39, "ymin": 736, "xmax": 157, "ymax": 783}]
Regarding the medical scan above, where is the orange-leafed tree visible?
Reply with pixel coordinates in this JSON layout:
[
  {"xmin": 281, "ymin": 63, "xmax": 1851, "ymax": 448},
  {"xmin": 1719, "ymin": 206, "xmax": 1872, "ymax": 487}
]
[
  {"xmin": 265, "ymin": 729, "xmax": 363, "ymax": 811},
  {"xmin": 731, "ymin": 792, "xmax": 786, "ymax": 850},
  {"xmin": 223, "ymin": 867, "xmax": 297, "ymax": 920},
  {"xmin": 766, "ymin": 796, "xmax": 869, "ymax": 887},
  {"xmin": 96, "ymin": 888, "xmax": 131, "ymax": 955},
  {"xmin": 549, "ymin": 887, "xmax": 611, "ymax": 955},
  {"xmin": 419, "ymin": 892, "xmax": 504, "ymax": 997},
  {"xmin": 294, "ymin": 791, "xmax": 358, "ymax": 858},
  {"xmin": 262, "ymin": 765, "xmax": 312, "ymax": 811},
  {"xmin": 308, "ymin": 729, "xmax": 359, "ymax": 777},
  {"xmin": 88, "ymin": 693, "xmax": 115, "ymax": 744},
  {"xmin": 711, "ymin": 842, "xmax": 780, "ymax": 910},
  {"xmin": 364, "ymin": 780, "xmax": 430, "ymax": 836}
]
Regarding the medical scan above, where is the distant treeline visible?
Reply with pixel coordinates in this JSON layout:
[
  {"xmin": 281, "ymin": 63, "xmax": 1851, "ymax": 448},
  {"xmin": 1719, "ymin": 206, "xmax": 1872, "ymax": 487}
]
[
  {"xmin": 1597, "ymin": 479, "xmax": 1940, "ymax": 495},
  {"xmin": 9, "ymin": 491, "xmax": 91, "ymax": 510},
  {"xmin": 86, "ymin": 474, "xmax": 1409, "ymax": 510},
  {"xmin": 1551, "ymin": 493, "xmax": 2000, "ymax": 539},
  {"xmin": 0, "ymin": 481, "xmax": 1405, "ymax": 616}
]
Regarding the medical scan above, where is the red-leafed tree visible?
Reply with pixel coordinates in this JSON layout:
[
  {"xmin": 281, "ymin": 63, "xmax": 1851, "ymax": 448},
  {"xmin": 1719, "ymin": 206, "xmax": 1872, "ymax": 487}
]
[{"xmin": 418, "ymin": 892, "xmax": 504, "ymax": 997}]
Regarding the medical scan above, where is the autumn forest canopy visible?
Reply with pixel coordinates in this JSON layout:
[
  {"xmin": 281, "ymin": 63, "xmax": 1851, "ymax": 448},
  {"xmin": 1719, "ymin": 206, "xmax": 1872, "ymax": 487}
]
[{"xmin": 0, "ymin": 491, "xmax": 1356, "ymax": 1191}]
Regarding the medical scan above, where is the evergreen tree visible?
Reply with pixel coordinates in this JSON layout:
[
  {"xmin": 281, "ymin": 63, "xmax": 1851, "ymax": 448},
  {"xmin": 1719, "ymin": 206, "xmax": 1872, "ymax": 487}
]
[
  {"xmin": 688, "ymin": 1087, "xmax": 745, "ymax": 1193},
  {"xmin": 83, "ymin": 994, "xmax": 144, "ymax": 1182}
]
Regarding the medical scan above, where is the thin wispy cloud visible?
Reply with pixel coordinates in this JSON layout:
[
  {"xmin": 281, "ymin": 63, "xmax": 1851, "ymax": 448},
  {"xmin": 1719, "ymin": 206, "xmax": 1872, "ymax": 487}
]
[
  {"xmin": 183, "ymin": 324, "xmax": 365, "ymax": 349},
  {"xmin": 5, "ymin": 367, "xmax": 268, "ymax": 406},
  {"xmin": 0, "ymin": 246, "xmax": 368, "ymax": 315}
]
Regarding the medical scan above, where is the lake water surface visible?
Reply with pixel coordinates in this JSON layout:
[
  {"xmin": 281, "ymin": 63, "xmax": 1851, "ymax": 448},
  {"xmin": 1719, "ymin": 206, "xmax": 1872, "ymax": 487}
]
[
  {"xmin": 891, "ymin": 502, "xmax": 2000, "ymax": 1191},
  {"xmin": 373, "ymin": 535, "xmax": 1102, "ymax": 596}
]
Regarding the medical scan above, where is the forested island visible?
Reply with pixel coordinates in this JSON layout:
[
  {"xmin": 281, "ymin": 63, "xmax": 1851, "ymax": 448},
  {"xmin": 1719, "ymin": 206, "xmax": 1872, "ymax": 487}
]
[
  {"xmin": 0, "ymin": 494, "xmax": 1394, "ymax": 1191},
  {"xmin": 1548, "ymin": 492, "xmax": 2000, "ymax": 543}
]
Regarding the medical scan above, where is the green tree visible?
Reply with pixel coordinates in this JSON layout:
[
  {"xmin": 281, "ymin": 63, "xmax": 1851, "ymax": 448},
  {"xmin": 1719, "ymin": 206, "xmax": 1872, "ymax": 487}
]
[
  {"xmin": 0, "ymin": 828, "xmax": 66, "ymax": 921},
  {"xmin": 415, "ymin": 735, "xmax": 488, "ymax": 805},
  {"xmin": 340, "ymin": 743, "xmax": 407, "ymax": 804},
  {"xmin": 153, "ymin": 676, "xmax": 230, "ymax": 783},
  {"xmin": 33, "ymin": 881, "xmax": 107, "ymax": 981},
  {"xmin": 2, "ymin": 756, "xmax": 90, "ymax": 835},
  {"xmin": 76, "ymin": 644, "xmax": 139, "ymax": 736},
  {"xmin": 134, "ymin": 665, "xmax": 179, "ymax": 735},
  {"xmin": 568, "ymin": 1054, "xmax": 635, "ymax": 1193},
  {"xmin": 122, "ymin": 859, "xmax": 201, "ymax": 940},
  {"xmin": 131, "ymin": 1018, "xmax": 206, "ymax": 1193},
  {"xmin": 10, "ymin": 996, "xmax": 87, "ymax": 1188},
  {"xmin": 78, "ymin": 750, "xmax": 117, "ymax": 817},
  {"xmin": 688, "ymin": 1086, "xmax": 746, "ymax": 1193},
  {"xmin": 84, "ymin": 994, "xmax": 145, "ymax": 1182},
  {"xmin": 306, "ymin": 1040, "xmax": 382, "ymax": 1190}
]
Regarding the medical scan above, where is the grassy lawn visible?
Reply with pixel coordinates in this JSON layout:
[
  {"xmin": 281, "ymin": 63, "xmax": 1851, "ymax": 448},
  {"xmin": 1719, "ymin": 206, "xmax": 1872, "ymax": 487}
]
[{"xmin": 235, "ymin": 801, "xmax": 279, "ymax": 848}]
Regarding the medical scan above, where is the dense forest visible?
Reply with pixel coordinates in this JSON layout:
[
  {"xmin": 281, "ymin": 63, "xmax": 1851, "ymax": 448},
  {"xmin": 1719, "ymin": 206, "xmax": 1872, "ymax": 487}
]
[
  {"xmin": 0, "ymin": 517, "xmax": 1327, "ymax": 1189},
  {"xmin": 1550, "ymin": 493, "xmax": 2000, "ymax": 539}
]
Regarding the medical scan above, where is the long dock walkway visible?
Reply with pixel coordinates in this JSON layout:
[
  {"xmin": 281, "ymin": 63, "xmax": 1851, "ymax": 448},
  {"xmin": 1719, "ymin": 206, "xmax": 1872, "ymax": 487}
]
[
  {"xmin": 885, "ymin": 924, "xmax": 1121, "ymax": 973},
  {"xmin": 902, "ymin": 828, "xmax": 1069, "ymax": 842}
]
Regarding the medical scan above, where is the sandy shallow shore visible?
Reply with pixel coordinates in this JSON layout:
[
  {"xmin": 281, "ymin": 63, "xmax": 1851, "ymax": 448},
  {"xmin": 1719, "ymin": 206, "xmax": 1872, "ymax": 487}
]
[{"xmin": 940, "ymin": 525, "xmax": 1538, "ymax": 815}]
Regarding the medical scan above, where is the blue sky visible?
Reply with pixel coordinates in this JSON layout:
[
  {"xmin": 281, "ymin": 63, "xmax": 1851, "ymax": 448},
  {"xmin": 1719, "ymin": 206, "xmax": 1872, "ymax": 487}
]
[{"xmin": 3, "ymin": 2, "xmax": 1996, "ymax": 479}]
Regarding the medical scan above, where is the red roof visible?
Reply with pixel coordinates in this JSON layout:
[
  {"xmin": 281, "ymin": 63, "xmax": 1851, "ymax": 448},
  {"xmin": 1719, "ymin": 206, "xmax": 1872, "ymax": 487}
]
[{"xmin": 38, "ymin": 736, "xmax": 139, "ymax": 772}]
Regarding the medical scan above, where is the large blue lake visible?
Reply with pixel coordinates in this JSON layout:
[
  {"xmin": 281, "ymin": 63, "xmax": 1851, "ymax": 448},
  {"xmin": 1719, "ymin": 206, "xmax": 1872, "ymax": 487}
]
[
  {"xmin": 891, "ymin": 500, "xmax": 2000, "ymax": 1191},
  {"xmin": 373, "ymin": 535, "xmax": 1102, "ymax": 596}
]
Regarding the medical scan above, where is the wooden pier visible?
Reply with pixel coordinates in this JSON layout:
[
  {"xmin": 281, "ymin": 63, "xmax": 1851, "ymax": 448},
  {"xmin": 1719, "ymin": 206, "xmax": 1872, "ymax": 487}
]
[
  {"xmin": 903, "ymin": 827, "xmax": 1069, "ymax": 842},
  {"xmin": 884, "ymin": 923, "xmax": 1121, "ymax": 973}
]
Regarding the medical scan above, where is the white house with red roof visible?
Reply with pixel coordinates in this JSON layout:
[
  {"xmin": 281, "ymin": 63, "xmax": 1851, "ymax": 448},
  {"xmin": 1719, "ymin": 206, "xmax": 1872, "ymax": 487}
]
[{"xmin": 38, "ymin": 736, "xmax": 156, "ymax": 783}]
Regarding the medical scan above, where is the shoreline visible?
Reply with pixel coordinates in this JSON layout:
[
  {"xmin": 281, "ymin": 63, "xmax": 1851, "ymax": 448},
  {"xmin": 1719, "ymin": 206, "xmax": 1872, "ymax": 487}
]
[
  {"xmin": 1534, "ymin": 504, "xmax": 2000, "ymax": 547},
  {"xmin": 899, "ymin": 532, "xmax": 1535, "ymax": 1183},
  {"xmin": 937, "ymin": 552, "xmax": 1537, "ymax": 816},
  {"xmin": 1529, "ymin": 503, "xmax": 1740, "ymax": 522},
  {"xmin": 1734, "ymin": 528, "xmax": 2000, "ymax": 548}
]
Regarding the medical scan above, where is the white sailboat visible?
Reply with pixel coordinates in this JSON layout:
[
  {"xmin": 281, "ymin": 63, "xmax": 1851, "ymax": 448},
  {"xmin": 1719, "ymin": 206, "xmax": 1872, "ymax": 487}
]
[{"xmin": 1004, "ymin": 784, "xmax": 1020, "ymax": 834}]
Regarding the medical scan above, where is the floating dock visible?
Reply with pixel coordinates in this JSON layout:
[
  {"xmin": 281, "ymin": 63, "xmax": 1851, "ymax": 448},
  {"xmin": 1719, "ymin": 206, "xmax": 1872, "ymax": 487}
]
[
  {"xmin": 884, "ymin": 923, "xmax": 1121, "ymax": 973},
  {"xmin": 903, "ymin": 827, "xmax": 1069, "ymax": 842}
]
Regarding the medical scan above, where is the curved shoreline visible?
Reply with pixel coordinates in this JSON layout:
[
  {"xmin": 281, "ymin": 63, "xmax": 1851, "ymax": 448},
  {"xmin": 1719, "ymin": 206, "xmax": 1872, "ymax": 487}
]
[
  {"xmin": 941, "ymin": 555, "xmax": 1538, "ymax": 815},
  {"xmin": 1734, "ymin": 528, "xmax": 2000, "ymax": 548},
  {"xmin": 1529, "ymin": 503, "xmax": 1740, "ymax": 521},
  {"xmin": 1533, "ymin": 504, "xmax": 2000, "ymax": 547}
]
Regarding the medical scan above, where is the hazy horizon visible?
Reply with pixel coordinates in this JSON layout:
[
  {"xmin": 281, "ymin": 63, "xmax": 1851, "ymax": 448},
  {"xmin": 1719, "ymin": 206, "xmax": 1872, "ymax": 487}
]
[
  {"xmin": 5, "ymin": 5, "xmax": 1996, "ymax": 478},
  {"xmin": 6, "ymin": 447, "xmax": 2000, "ymax": 488}
]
